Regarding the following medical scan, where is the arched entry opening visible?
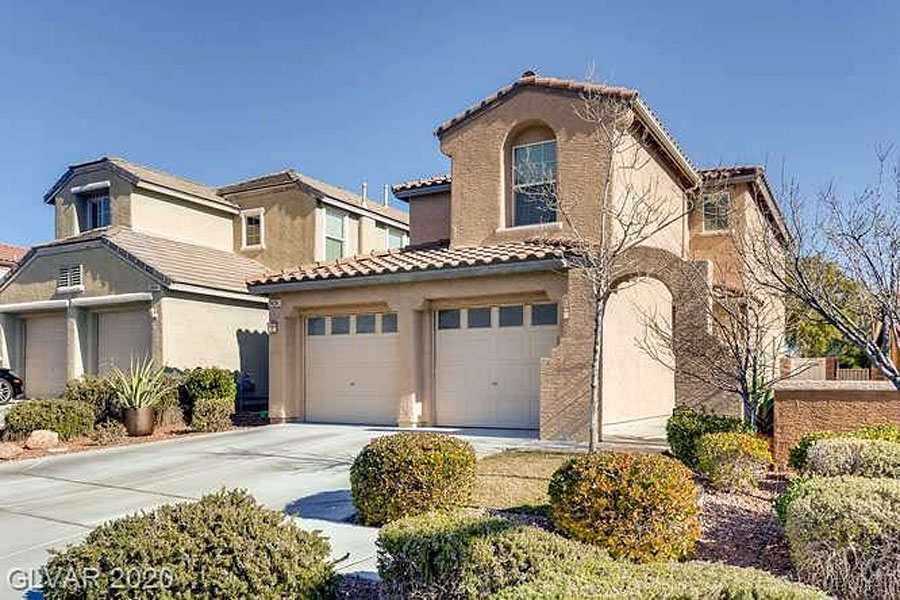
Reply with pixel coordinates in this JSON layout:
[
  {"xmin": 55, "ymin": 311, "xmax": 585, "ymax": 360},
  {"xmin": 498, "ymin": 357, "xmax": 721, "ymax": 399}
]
[{"xmin": 601, "ymin": 276, "xmax": 675, "ymax": 441}]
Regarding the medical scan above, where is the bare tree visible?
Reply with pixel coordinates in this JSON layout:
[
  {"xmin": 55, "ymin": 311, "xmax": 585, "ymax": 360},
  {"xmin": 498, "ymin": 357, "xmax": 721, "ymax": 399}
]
[
  {"xmin": 750, "ymin": 148, "xmax": 900, "ymax": 388},
  {"xmin": 526, "ymin": 76, "xmax": 689, "ymax": 450},
  {"xmin": 639, "ymin": 245, "xmax": 795, "ymax": 429}
]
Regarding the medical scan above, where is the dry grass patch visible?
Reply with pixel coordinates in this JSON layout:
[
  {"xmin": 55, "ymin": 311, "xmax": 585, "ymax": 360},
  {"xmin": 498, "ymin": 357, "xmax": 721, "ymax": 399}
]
[{"xmin": 472, "ymin": 450, "xmax": 579, "ymax": 511}]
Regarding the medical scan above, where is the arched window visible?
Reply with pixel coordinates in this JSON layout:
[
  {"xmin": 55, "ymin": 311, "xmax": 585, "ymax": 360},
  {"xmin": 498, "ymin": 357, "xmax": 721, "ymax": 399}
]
[{"xmin": 507, "ymin": 125, "xmax": 557, "ymax": 227}]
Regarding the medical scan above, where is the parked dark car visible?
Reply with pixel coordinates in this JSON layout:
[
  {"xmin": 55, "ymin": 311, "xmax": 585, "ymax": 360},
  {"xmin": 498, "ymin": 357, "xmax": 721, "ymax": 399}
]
[{"xmin": 0, "ymin": 369, "xmax": 23, "ymax": 404}]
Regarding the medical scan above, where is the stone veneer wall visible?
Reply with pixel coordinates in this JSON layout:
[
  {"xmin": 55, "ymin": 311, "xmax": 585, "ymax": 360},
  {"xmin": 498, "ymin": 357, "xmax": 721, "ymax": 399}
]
[{"xmin": 773, "ymin": 380, "xmax": 900, "ymax": 465}]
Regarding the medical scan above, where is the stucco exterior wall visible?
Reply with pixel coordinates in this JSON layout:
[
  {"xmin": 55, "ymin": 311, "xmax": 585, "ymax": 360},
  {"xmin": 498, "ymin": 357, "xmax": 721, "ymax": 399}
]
[
  {"xmin": 409, "ymin": 192, "xmax": 451, "ymax": 245},
  {"xmin": 228, "ymin": 186, "xmax": 318, "ymax": 270},
  {"xmin": 0, "ymin": 246, "xmax": 153, "ymax": 304},
  {"xmin": 52, "ymin": 166, "xmax": 134, "ymax": 239},
  {"xmin": 160, "ymin": 295, "xmax": 269, "ymax": 396},
  {"xmin": 773, "ymin": 381, "xmax": 900, "ymax": 465},
  {"xmin": 131, "ymin": 190, "xmax": 233, "ymax": 251},
  {"xmin": 440, "ymin": 88, "xmax": 612, "ymax": 247}
]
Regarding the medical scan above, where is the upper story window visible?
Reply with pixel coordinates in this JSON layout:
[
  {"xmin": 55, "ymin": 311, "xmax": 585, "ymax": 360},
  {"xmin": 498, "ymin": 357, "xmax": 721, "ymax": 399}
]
[
  {"xmin": 325, "ymin": 207, "xmax": 346, "ymax": 261},
  {"xmin": 241, "ymin": 208, "xmax": 265, "ymax": 249},
  {"xmin": 85, "ymin": 194, "xmax": 110, "ymax": 230},
  {"xmin": 388, "ymin": 228, "xmax": 406, "ymax": 250},
  {"xmin": 702, "ymin": 192, "xmax": 731, "ymax": 232},
  {"xmin": 512, "ymin": 139, "xmax": 557, "ymax": 227}
]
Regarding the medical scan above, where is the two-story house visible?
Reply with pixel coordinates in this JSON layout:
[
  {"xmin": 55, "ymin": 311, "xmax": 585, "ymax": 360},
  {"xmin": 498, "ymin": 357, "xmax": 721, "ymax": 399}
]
[
  {"xmin": 0, "ymin": 157, "xmax": 408, "ymax": 400},
  {"xmin": 249, "ymin": 72, "xmax": 787, "ymax": 442},
  {"xmin": 0, "ymin": 244, "xmax": 26, "ymax": 279}
]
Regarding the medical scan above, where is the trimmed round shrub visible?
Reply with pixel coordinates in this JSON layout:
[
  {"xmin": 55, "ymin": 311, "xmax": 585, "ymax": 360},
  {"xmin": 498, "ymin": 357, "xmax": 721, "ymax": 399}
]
[
  {"xmin": 785, "ymin": 476, "xmax": 900, "ymax": 600},
  {"xmin": 190, "ymin": 396, "xmax": 234, "ymax": 432},
  {"xmin": 350, "ymin": 432, "xmax": 476, "ymax": 526},
  {"xmin": 773, "ymin": 474, "xmax": 814, "ymax": 526},
  {"xmin": 666, "ymin": 405, "xmax": 748, "ymax": 470},
  {"xmin": 63, "ymin": 376, "xmax": 118, "ymax": 421},
  {"xmin": 42, "ymin": 489, "xmax": 335, "ymax": 599},
  {"xmin": 548, "ymin": 451, "xmax": 700, "ymax": 562},
  {"xmin": 88, "ymin": 420, "xmax": 128, "ymax": 445},
  {"xmin": 805, "ymin": 437, "xmax": 900, "ymax": 478},
  {"xmin": 491, "ymin": 556, "xmax": 827, "ymax": 599},
  {"xmin": 179, "ymin": 366, "xmax": 236, "ymax": 415},
  {"xmin": 788, "ymin": 423, "xmax": 900, "ymax": 471},
  {"xmin": 4, "ymin": 399, "xmax": 95, "ymax": 441},
  {"xmin": 696, "ymin": 431, "xmax": 771, "ymax": 492},
  {"xmin": 377, "ymin": 510, "xmax": 603, "ymax": 599}
]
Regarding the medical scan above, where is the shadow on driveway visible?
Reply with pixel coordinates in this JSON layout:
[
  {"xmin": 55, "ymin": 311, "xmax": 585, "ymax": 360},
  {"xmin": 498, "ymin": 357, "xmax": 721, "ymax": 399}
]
[{"xmin": 285, "ymin": 489, "xmax": 355, "ymax": 522}]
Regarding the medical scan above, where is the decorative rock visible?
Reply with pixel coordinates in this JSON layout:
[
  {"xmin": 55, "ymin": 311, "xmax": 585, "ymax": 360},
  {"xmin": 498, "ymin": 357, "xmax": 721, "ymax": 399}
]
[
  {"xmin": 0, "ymin": 442, "xmax": 22, "ymax": 460},
  {"xmin": 25, "ymin": 429, "xmax": 59, "ymax": 450}
]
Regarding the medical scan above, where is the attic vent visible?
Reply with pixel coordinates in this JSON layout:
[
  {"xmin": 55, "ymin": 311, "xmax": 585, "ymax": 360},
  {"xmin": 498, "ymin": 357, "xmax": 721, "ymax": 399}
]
[{"xmin": 57, "ymin": 264, "xmax": 84, "ymax": 291}]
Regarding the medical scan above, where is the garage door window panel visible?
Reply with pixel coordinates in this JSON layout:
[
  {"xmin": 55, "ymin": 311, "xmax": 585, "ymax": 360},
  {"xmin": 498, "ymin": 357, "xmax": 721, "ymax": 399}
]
[
  {"xmin": 532, "ymin": 303, "xmax": 558, "ymax": 326},
  {"xmin": 499, "ymin": 305, "xmax": 524, "ymax": 327},
  {"xmin": 356, "ymin": 314, "xmax": 376, "ymax": 334},
  {"xmin": 381, "ymin": 313, "xmax": 398, "ymax": 333},
  {"xmin": 308, "ymin": 317, "xmax": 326, "ymax": 336},
  {"xmin": 438, "ymin": 309, "xmax": 461, "ymax": 330},
  {"xmin": 331, "ymin": 316, "xmax": 350, "ymax": 335},
  {"xmin": 467, "ymin": 307, "xmax": 492, "ymax": 329}
]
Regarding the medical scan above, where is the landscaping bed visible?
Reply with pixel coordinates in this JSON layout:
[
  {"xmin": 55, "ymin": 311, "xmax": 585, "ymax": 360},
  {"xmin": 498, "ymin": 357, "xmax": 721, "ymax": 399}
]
[{"xmin": 469, "ymin": 449, "xmax": 795, "ymax": 579}]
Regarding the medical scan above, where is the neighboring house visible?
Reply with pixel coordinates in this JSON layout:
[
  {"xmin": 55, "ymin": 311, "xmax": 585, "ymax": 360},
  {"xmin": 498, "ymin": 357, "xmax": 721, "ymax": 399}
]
[
  {"xmin": 249, "ymin": 71, "xmax": 787, "ymax": 441},
  {"xmin": 0, "ymin": 244, "xmax": 27, "ymax": 279},
  {"xmin": 0, "ymin": 157, "xmax": 408, "ymax": 401}
]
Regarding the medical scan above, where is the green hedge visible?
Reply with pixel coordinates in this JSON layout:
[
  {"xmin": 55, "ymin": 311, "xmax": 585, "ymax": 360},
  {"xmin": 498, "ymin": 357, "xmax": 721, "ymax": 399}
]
[
  {"xmin": 805, "ymin": 437, "xmax": 900, "ymax": 478},
  {"xmin": 491, "ymin": 555, "xmax": 827, "ymax": 599},
  {"xmin": 773, "ymin": 475, "xmax": 814, "ymax": 526},
  {"xmin": 5, "ymin": 399, "xmax": 95, "ymax": 441},
  {"xmin": 548, "ymin": 451, "xmax": 700, "ymax": 562},
  {"xmin": 351, "ymin": 433, "xmax": 476, "ymax": 526},
  {"xmin": 377, "ymin": 510, "xmax": 601, "ymax": 599},
  {"xmin": 42, "ymin": 489, "xmax": 334, "ymax": 599},
  {"xmin": 785, "ymin": 476, "xmax": 900, "ymax": 599},
  {"xmin": 789, "ymin": 424, "xmax": 900, "ymax": 471},
  {"xmin": 666, "ymin": 405, "xmax": 748, "ymax": 470},
  {"xmin": 377, "ymin": 511, "xmax": 825, "ymax": 600},
  {"xmin": 190, "ymin": 396, "xmax": 234, "ymax": 432},
  {"xmin": 696, "ymin": 431, "xmax": 771, "ymax": 492},
  {"xmin": 63, "ymin": 376, "xmax": 118, "ymax": 421}
]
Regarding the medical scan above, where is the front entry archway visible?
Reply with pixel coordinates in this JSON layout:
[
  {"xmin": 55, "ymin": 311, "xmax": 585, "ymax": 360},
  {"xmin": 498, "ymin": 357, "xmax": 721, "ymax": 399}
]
[{"xmin": 601, "ymin": 276, "xmax": 675, "ymax": 441}]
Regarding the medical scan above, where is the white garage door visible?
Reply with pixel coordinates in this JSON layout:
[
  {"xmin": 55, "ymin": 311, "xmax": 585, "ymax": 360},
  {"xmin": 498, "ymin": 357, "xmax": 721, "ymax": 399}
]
[
  {"xmin": 305, "ymin": 312, "xmax": 400, "ymax": 425},
  {"xmin": 98, "ymin": 309, "xmax": 151, "ymax": 374},
  {"xmin": 436, "ymin": 303, "xmax": 559, "ymax": 429},
  {"xmin": 602, "ymin": 277, "xmax": 675, "ymax": 438},
  {"xmin": 25, "ymin": 314, "xmax": 67, "ymax": 398}
]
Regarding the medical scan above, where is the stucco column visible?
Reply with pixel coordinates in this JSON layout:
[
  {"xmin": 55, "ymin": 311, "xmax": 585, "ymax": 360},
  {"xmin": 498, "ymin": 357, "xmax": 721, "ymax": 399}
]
[
  {"xmin": 268, "ymin": 304, "xmax": 298, "ymax": 423},
  {"xmin": 358, "ymin": 215, "xmax": 379, "ymax": 252},
  {"xmin": 394, "ymin": 301, "xmax": 424, "ymax": 427},
  {"xmin": 66, "ymin": 304, "xmax": 88, "ymax": 381},
  {"xmin": 150, "ymin": 293, "xmax": 164, "ymax": 368}
]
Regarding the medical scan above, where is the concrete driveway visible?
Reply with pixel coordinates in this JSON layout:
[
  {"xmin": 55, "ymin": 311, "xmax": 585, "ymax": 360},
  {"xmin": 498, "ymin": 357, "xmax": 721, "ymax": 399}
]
[{"xmin": 0, "ymin": 423, "xmax": 551, "ymax": 599}]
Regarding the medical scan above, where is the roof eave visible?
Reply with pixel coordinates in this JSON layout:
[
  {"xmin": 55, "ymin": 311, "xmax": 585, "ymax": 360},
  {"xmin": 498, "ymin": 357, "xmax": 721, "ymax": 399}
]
[
  {"xmin": 249, "ymin": 257, "xmax": 566, "ymax": 295},
  {"xmin": 393, "ymin": 183, "xmax": 452, "ymax": 200}
]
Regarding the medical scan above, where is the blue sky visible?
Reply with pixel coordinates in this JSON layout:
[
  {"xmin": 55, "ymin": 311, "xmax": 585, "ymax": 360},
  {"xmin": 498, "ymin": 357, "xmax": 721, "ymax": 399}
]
[{"xmin": 0, "ymin": 1, "xmax": 897, "ymax": 247}]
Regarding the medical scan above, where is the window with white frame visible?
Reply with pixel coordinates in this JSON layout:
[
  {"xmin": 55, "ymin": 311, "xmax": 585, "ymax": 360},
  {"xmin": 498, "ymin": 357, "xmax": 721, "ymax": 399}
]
[
  {"xmin": 325, "ymin": 208, "xmax": 346, "ymax": 260},
  {"xmin": 85, "ymin": 194, "xmax": 110, "ymax": 230},
  {"xmin": 57, "ymin": 264, "xmax": 84, "ymax": 291},
  {"xmin": 702, "ymin": 192, "xmax": 731, "ymax": 232},
  {"xmin": 388, "ymin": 228, "xmax": 406, "ymax": 250},
  {"xmin": 512, "ymin": 140, "xmax": 557, "ymax": 227},
  {"xmin": 241, "ymin": 208, "xmax": 264, "ymax": 249}
]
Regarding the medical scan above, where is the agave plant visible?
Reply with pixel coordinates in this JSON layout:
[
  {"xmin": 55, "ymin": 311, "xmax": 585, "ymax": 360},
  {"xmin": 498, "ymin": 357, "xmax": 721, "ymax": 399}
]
[{"xmin": 109, "ymin": 358, "xmax": 171, "ymax": 410}]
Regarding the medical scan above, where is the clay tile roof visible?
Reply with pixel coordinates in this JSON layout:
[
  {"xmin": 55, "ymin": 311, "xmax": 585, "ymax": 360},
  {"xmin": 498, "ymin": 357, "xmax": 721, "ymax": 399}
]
[
  {"xmin": 0, "ymin": 243, "xmax": 26, "ymax": 265},
  {"xmin": 392, "ymin": 174, "xmax": 452, "ymax": 194},
  {"xmin": 699, "ymin": 165, "xmax": 765, "ymax": 180},
  {"xmin": 248, "ymin": 239, "xmax": 570, "ymax": 287},
  {"xmin": 434, "ymin": 71, "xmax": 638, "ymax": 137}
]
